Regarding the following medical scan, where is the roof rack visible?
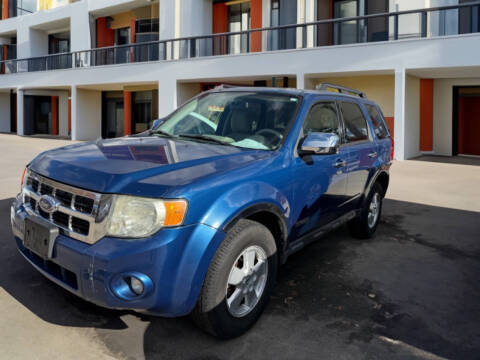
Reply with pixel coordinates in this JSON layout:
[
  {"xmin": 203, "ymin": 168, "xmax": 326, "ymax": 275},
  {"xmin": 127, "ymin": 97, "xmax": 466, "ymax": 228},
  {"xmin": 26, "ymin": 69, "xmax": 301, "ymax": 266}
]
[
  {"xmin": 316, "ymin": 83, "xmax": 367, "ymax": 98},
  {"xmin": 213, "ymin": 84, "xmax": 237, "ymax": 90}
]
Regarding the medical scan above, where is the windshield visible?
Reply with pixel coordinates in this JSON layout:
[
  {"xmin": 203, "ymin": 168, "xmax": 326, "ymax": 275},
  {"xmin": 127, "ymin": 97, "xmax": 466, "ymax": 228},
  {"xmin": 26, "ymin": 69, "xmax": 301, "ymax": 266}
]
[{"xmin": 154, "ymin": 91, "xmax": 301, "ymax": 150}]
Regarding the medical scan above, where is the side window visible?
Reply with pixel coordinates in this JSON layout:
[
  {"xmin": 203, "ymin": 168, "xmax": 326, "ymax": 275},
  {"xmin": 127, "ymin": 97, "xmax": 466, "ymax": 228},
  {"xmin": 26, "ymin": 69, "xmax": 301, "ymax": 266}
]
[
  {"xmin": 303, "ymin": 102, "xmax": 341, "ymax": 136},
  {"xmin": 339, "ymin": 101, "xmax": 369, "ymax": 143},
  {"xmin": 365, "ymin": 104, "xmax": 389, "ymax": 139}
]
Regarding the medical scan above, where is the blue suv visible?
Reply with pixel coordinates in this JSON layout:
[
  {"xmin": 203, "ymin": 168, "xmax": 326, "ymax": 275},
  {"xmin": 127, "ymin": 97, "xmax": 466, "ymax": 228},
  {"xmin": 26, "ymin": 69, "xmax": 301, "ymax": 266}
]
[{"xmin": 11, "ymin": 84, "xmax": 392, "ymax": 338}]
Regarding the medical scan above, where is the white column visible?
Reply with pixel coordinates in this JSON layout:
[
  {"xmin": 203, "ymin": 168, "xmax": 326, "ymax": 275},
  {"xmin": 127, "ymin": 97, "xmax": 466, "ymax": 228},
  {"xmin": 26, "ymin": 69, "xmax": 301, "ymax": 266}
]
[
  {"xmin": 296, "ymin": 73, "xmax": 306, "ymax": 90},
  {"xmin": 158, "ymin": 78, "xmax": 177, "ymax": 118},
  {"xmin": 71, "ymin": 86, "xmax": 78, "ymax": 140},
  {"xmin": 16, "ymin": 90, "xmax": 24, "ymax": 136},
  {"xmin": 305, "ymin": 0, "xmax": 316, "ymax": 48},
  {"xmin": 72, "ymin": 87, "xmax": 102, "ymax": 141},
  {"xmin": 262, "ymin": 0, "xmax": 271, "ymax": 51},
  {"xmin": 297, "ymin": 0, "xmax": 306, "ymax": 48},
  {"xmin": 394, "ymin": 69, "xmax": 406, "ymax": 160},
  {"xmin": 58, "ymin": 92, "xmax": 69, "ymax": 137}
]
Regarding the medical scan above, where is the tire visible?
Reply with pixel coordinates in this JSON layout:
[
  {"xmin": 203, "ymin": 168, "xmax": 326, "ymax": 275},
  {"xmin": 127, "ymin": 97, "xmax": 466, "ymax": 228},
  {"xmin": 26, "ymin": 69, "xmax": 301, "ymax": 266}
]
[
  {"xmin": 192, "ymin": 219, "xmax": 278, "ymax": 339},
  {"xmin": 349, "ymin": 182, "xmax": 384, "ymax": 239}
]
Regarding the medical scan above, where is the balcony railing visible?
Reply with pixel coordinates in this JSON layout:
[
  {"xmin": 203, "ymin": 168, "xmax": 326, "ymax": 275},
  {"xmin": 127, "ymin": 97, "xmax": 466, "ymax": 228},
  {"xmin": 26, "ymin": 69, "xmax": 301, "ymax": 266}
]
[{"xmin": 1, "ymin": 1, "xmax": 479, "ymax": 75}]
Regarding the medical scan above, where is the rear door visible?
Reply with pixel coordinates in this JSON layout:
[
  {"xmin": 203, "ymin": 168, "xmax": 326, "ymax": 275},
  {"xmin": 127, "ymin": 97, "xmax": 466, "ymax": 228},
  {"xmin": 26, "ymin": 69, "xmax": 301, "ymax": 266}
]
[
  {"xmin": 364, "ymin": 103, "xmax": 391, "ymax": 164},
  {"xmin": 338, "ymin": 100, "xmax": 378, "ymax": 209}
]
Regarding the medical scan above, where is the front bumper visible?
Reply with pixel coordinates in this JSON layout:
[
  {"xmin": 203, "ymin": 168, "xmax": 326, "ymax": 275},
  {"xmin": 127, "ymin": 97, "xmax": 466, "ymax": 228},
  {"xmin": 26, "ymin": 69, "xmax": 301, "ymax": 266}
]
[{"xmin": 11, "ymin": 196, "xmax": 226, "ymax": 316}]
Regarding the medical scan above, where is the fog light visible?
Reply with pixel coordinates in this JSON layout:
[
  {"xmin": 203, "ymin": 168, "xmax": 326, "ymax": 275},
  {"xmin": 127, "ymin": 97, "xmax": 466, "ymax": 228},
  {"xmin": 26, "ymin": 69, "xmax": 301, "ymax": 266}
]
[
  {"xmin": 129, "ymin": 276, "xmax": 144, "ymax": 295},
  {"xmin": 111, "ymin": 272, "xmax": 153, "ymax": 300}
]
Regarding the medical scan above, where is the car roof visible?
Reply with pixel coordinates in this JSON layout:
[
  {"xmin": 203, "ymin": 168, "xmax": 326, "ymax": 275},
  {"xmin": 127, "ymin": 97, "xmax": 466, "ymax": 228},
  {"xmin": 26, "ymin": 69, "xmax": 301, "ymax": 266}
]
[{"xmin": 207, "ymin": 86, "xmax": 369, "ymax": 102}]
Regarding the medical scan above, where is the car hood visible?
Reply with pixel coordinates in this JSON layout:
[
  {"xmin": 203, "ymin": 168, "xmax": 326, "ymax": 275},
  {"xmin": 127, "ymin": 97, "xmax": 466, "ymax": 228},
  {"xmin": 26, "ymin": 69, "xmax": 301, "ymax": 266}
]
[{"xmin": 29, "ymin": 136, "xmax": 272, "ymax": 196}]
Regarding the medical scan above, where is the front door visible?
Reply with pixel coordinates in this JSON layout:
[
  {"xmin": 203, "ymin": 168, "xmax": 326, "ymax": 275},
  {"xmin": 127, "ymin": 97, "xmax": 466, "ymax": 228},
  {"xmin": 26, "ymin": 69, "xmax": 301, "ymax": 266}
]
[
  {"xmin": 338, "ymin": 100, "xmax": 378, "ymax": 208},
  {"xmin": 458, "ymin": 92, "xmax": 480, "ymax": 156},
  {"xmin": 290, "ymin": 100, "xmax": 349, "ymax": 239}
]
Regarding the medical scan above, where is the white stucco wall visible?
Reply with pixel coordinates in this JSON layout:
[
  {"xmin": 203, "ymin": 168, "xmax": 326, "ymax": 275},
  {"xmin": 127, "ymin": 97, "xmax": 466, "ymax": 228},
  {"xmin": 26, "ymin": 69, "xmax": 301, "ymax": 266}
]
[
  {"xmin": 0, "ymin": 93, "xmax": 11, "ymax": 133},
  {"xmin": 70, "ymin": 0, "xmax": 91, "ymax": 51}
]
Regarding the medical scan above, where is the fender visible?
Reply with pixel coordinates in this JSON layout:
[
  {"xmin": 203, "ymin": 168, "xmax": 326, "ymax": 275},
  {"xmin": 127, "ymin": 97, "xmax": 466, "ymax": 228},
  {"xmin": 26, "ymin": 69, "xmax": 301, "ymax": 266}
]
[
  {"xmin": 361, "ymin": 166, "xmax": 390, "ymax": 206},
  {"xmin": 200, "ymin": 181, "xmax": 291, "ymax": 253},
  {"xmin": 224, "ymin": 202, "xmax": 289, "ymax": 255}
]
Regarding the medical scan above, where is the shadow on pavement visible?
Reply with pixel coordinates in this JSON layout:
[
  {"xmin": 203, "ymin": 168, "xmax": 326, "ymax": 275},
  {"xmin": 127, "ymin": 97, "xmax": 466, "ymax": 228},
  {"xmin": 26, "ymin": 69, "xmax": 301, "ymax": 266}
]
[
  {"xmin": 411, "ymin": 155, "xmax": 480, "ymax": 167},
  {"xmin": 1, "ymin": 197, "xmax": 480, "ymax": 359},
  {"xmin": 0, "ymin": 198, "xmax": 129, "ymax": 331}
]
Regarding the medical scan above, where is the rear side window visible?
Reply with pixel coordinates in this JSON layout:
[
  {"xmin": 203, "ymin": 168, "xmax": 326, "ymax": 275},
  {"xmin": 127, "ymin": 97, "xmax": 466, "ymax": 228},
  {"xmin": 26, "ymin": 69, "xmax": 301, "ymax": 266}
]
[
  {"xmin": 339, "ymin": 102, "xmax": 369, "ymax": 143},
  {"xmin": 303, "ymin": 102, "xmax": 341, "ymax": 136},
  {"xmin": 365, "ymin": 104, "xmax": 389, "ymax": 139}
]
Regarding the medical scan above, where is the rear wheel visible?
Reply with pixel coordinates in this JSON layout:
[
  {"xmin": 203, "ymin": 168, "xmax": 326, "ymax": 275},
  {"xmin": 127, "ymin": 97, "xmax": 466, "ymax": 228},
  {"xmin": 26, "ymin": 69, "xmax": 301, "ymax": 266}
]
[
  {"xmin": 192, "ymin": 219, "xmax": 277, "ymax": 338},
  {"xmin": 349, "ymin": 182, "xmax": 384, "ymax": 239}
]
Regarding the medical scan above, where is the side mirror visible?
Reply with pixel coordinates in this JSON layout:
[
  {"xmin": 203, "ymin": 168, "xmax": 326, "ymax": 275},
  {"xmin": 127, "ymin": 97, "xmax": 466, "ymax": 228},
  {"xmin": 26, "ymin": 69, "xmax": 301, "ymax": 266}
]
[
  {"xmin": 299, "ymin": 133, "xmax": 340, "ymax": 156},
  {"xmin": 151, "ymin": 118, "xmax": 166, "ymax": 129}
]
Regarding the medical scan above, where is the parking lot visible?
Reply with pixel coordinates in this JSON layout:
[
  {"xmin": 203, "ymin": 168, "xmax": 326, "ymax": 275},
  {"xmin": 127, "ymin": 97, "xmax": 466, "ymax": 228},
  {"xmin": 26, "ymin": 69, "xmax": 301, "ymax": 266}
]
[{"xmin": 1, "ymin": 134, "xmax": 479, "ymax": 360}]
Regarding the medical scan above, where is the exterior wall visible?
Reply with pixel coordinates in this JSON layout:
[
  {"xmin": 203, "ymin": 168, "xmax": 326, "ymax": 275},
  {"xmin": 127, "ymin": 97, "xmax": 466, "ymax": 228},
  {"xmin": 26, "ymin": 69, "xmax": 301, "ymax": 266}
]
[
  {"xmin": 307, "ymin": 75, "xmax": 395, "ymax": 117},
  {"xmin": 433, "ymin": 77, "xmax": 480, "ymax": 156},
  {"xmin": 0, "ymin": 92, "xmax": 10, "ymax": 132},
  {"xmin": 177, "ymin": 82, "xmax": 202, "ymax": 107},
  {"xmin": 72, "ymin": 88, "xmax": 101, "ymax": 140}
]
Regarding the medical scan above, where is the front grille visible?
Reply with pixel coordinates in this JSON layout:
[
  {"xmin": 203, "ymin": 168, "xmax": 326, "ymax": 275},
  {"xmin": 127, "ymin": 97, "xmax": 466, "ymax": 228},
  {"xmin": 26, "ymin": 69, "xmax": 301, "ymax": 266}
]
[
  {"xmin": 55, "ymin": 189, "xmax": 73, "ymax": 207},
  {"xmin": 71, "ymin": 218, "xmax": 90, "ymax": 235},
  {"xmin": 23, "ymin": 171, "xmax": 101, "ymax": 244},
  {"xmin": 40, "ymin": 183, "xmax": 53, "ymax": 196},
  {"xmin": 74, "ymin": 196, "xmax": 94, "ymax": 214}
]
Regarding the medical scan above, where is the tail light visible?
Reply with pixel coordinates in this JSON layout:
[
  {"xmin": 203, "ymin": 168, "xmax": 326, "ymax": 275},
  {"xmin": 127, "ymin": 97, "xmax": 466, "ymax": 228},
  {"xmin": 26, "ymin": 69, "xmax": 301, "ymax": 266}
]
[{"xmin": 390, "ymin": 137, "xmax": 394, "ymax": 161}]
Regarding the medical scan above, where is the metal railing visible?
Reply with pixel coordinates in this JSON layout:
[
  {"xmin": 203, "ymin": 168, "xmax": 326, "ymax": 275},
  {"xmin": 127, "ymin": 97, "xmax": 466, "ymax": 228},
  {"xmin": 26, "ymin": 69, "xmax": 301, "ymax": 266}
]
[{"xmin": 1, "ymin": 2, "xmax": 479, "ymax": 75}]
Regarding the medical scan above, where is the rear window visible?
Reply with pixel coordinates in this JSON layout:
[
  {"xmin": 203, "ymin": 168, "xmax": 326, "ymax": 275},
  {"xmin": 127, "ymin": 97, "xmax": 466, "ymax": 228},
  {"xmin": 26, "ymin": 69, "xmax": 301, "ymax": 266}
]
[{"xmin": 365, "ymin": 104, "xmax": 389, "ymax": 139}]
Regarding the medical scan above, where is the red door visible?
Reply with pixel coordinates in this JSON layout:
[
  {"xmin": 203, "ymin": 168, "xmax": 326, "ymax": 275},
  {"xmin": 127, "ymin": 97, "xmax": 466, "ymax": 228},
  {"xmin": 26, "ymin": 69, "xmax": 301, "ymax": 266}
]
[{"xmin": 458, "ymin": 95, "xmax": 480, "ymax": 156}]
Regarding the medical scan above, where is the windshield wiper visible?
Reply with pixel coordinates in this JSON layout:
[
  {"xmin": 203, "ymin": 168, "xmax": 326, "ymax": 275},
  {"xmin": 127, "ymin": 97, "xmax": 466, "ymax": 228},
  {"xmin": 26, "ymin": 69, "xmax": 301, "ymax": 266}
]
[
  {"xmin": 177, "ymin": 134, "xmax": 234, "ymax": 147},
  {"xmin": 150, "ymin": 129, "xmax": 174, "ymax": 138}
]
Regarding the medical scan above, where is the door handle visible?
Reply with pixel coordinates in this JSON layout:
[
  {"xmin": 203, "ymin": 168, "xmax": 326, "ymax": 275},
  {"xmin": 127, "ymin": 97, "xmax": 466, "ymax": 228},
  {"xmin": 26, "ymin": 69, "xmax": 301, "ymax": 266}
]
[
  {"xmin": 334, "ymin": 159, "xmax": 347, "ymax": 168},
  {"xmin": 368, "ymin": 152, "xmax": 378, "ymax": 159}
]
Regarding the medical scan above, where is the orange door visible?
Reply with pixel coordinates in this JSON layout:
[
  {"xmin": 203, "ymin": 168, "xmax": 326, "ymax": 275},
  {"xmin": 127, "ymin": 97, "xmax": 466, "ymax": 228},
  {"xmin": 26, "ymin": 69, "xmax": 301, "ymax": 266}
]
[{"xmin": 458, "ymin": 95, "xmax": 480, "ymax": 156}]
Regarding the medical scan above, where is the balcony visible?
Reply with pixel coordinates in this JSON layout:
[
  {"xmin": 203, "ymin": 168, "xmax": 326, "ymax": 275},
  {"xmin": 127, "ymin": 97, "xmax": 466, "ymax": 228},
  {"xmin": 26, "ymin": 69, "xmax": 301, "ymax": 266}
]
[{"xmin": 1, "ymin": 2, "xmax": 479, "ymax": 75}]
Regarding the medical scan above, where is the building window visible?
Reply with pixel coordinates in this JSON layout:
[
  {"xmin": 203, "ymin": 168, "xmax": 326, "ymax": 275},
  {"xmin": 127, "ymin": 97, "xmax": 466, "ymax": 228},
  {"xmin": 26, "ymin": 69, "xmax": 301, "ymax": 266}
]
[
  {"xmin": 333, "ymin": 0, "xmax": 359, "ymax": 45},
  {"xmin": 16, "ymin": 0, "xmax": 36, "ymax": 15},
  {"xmin": 228, "ymin": 2, "xmax": 251, "ymax": 54},
  {"xmin": 269, "ymin": 0, "xmax": 297, "ymax": 50}
]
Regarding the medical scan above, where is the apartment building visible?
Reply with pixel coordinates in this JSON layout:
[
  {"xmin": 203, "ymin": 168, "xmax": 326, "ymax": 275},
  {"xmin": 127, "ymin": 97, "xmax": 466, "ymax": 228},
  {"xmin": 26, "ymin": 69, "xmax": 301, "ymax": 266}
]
[{"xmin": 0, "ymin": 0, "xmax": 479, "ymax": 159}]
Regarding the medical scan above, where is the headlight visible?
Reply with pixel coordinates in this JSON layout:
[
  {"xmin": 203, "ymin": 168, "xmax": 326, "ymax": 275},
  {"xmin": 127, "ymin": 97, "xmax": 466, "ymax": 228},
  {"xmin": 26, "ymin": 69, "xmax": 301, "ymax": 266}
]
[{"xmin": 106, "ymin": 195, "xmax": 187, "ymax": 238}]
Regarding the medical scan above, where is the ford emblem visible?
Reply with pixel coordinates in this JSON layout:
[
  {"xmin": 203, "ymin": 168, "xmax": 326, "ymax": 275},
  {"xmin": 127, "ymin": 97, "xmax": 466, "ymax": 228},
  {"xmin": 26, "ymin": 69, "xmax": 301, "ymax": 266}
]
[{"xmin": 38, "ymin": 195, "xmax": 59, "ymax": 214}]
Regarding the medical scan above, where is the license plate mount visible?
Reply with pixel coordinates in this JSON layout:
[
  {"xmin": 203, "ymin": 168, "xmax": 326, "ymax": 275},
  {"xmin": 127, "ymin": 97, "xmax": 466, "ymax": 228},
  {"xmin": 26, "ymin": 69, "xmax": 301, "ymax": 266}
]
[{"xmin": 24, "ymin": 216, "xmax": 59, "ymax": 259}]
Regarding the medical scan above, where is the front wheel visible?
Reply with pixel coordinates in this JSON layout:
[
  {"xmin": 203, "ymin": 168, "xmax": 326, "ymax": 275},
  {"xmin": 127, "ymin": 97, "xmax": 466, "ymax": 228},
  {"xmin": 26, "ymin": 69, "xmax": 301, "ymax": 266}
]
[
  {"xmin": 349, "ymin": 182, "xmax": 384, "ymax": 239},
  {"xmin": 192, "ymin": 219, "xmax": 278, "ymax": 338}
]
